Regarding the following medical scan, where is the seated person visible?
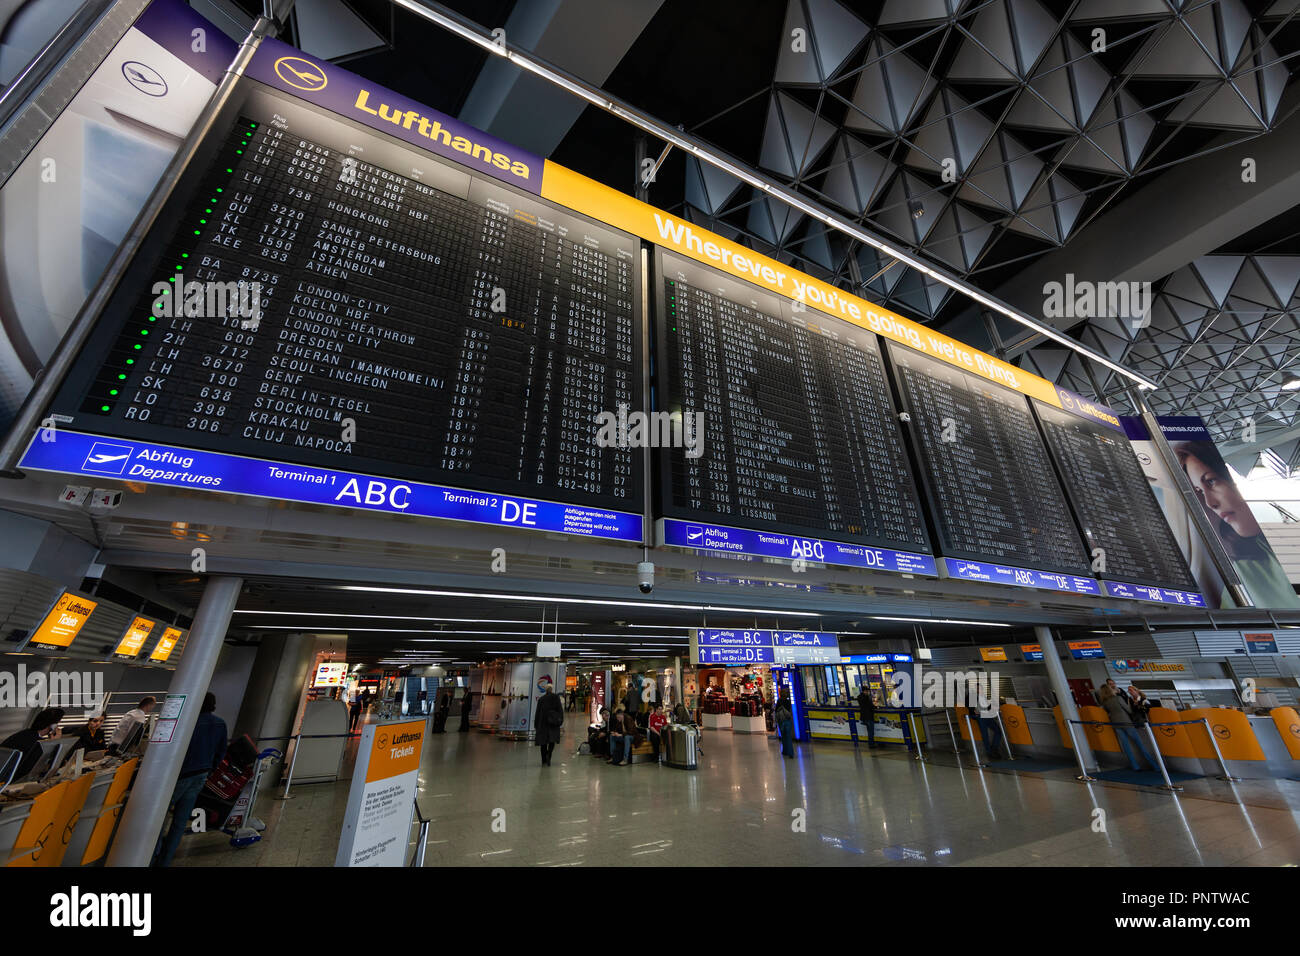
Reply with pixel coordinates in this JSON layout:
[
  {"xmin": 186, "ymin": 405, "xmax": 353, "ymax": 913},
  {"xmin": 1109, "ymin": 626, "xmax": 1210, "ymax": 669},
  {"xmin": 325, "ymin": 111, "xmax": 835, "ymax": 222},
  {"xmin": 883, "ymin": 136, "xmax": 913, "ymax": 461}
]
[
  {"xmin": 588, "ymin": 707, "xmax": 610, "ymax": 756},
  {"xmin": 64, "ymin": 715, "xmax": 107, "ymax": 764},
  {"xmin": 1, "ymin": 707, "xmax": 65, "ymax": 780}
]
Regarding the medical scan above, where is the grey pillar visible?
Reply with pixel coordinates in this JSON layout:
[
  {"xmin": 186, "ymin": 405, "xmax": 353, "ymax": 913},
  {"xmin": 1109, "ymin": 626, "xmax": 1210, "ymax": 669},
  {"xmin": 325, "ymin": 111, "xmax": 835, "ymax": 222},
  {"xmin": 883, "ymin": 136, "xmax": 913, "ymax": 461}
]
[
  {"xmin": 107, "ymin": 575, "xmax": 242, "ymax": 866},
  {"xmin": 1035, "ymin": 625, "xmax": 1097, "ymax": 773},
  {"xmin": 232, "ymin": 630, "xmax": 314, "ymax": 784}
]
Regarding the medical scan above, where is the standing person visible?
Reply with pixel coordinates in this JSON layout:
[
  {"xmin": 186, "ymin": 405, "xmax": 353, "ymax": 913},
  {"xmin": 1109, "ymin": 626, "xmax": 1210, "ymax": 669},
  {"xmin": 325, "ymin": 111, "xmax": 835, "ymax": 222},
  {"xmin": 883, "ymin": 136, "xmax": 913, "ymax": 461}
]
[
  {"xmin": 1, "ymin": 707, "xmax": 64, "ymax": 780},
  {"xmin": 152, "ymin": 693, "xmax": 227, "ymax": 867},
  {"xmin": 1099, "ymin": 681, "xmax": 1155, "ymax": 771},
  {"xmin": 775, "ymin": 691, "xmax": 795, "ymax": 758},
  {"xmin": 348, "ymin": 695, "xmax": 363, "ymax": 734},
  {"xmin": 1127, "ymin": 685, "xmax": 1152, "ymax": 728},
  {"xmin": 971, "ymin": 686, "xmax": 1003, "ymax": 760},
  {"xmin": 647, "ymin": 703, "xmax": 667, "ymax": 763},
  {"xmin": 607, "ymin": 704, "xmax": 633, "ymax": 766},
  {"xmin": 856, "ymin": 685, "xmax": 877, "ymax": 748},
  {"xmin": 432, "ymin": 692, "xmax": 451, "ymax": 733},
  {"xmin": 534, "ymin": 680, "xmax": 564, "ymax": 767},
  {"xmin": 623, "ymin": 680, "xmax": 642, "ymax": 720},
  {"xmin": 108, "ymin": 697, "xmax": 156, "ymax": 754},
  {"xmin": 459, "ymin": 690, "xmax": 474, "ymax": 732}
]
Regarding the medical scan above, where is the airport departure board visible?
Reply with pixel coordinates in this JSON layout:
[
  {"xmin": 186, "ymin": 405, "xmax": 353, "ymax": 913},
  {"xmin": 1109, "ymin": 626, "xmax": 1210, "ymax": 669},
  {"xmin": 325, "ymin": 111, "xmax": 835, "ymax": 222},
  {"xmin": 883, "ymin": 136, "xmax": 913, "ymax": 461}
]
[
  {"xmin": 1034, "ymin": 402, "xmax": 1199, "ymax": 591},
  {"xmin": 886, "ymin": 342, "xmax": 1091, "ymax": 575},
  {"xmin": 656, "ymin": 251, "xmax": 931, "ymax": 553},
  {"xmin": 46, "ymin": 87, "xmax": 642, "ymax": 513}
]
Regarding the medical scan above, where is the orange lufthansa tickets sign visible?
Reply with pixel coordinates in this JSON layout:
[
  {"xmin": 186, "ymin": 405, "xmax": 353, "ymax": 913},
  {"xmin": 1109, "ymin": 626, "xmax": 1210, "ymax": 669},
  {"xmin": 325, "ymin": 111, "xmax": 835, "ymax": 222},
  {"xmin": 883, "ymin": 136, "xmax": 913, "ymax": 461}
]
[
  {"xmin": 979, "ymin": 647, "xmax": 1008, "ymax": 662},
  {"xmin": 114, "ymin": 616, "xmax": 156, "ymax": 659},
  {"xmin": 149, "ymin": 627, "xmax": 184, "ymax": 662},
  {"xmin": 28, "ymin": 592, "xmax": 98, "ymax": 649},
  {"xmin": 365, "ymin": 720, "xmax": 425, "ymax": 784}
]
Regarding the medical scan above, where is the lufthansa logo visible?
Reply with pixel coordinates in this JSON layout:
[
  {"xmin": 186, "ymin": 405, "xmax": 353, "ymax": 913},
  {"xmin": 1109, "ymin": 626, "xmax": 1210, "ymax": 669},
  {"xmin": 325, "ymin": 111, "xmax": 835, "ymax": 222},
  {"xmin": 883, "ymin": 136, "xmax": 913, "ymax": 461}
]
[
  {"xmin": 274, "ymin": 56, "xmax": 327, "ymax": 92},
  {"xmin": 1213, "ymin": 724, "xmax": 1231, "ymax": 739},
  {"xmin": 1061, "ymin": 392, "xmax": 1075, "ymax": 410},
  {"xmin": 377, "ymin": 733, "xmax": 389, "ymax": 749},
  {"xmin": 122, "ymin": 61, "xmax": 167, "ymax": 97}
]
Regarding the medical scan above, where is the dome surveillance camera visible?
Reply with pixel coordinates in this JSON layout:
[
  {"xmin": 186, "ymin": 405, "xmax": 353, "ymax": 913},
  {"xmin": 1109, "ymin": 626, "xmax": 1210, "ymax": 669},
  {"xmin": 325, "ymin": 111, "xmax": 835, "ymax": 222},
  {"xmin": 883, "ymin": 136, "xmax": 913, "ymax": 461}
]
[{"xmin": 636, "ymin": 561, "xmax": 655, "ymax": 594}]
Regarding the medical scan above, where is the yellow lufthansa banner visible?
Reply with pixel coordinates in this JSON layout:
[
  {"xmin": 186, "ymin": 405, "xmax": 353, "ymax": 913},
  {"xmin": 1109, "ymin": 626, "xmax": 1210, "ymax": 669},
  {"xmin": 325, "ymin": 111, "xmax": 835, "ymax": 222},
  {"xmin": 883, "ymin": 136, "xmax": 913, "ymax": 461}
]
[
  {"xmin": 366, "ymin": 719, "xmax": 425, "ymax": 783},
  {"xmin": 540, "ymin": 161, "xmax": 1062, "ymax": 406},
  {"xmin": 979, "ymin": 647, "xmax": 1008, "ymax": 662},
  {"xmin": 149, "ymin": 626, "xmax": 183, "ymax": 662},
  {"xmin": 114, "ymin": 616, "xmax": 156, "ymax": 659},
  {"xmin": 28, "ymin": 592, "xmax": 97, "ymax": 649}
]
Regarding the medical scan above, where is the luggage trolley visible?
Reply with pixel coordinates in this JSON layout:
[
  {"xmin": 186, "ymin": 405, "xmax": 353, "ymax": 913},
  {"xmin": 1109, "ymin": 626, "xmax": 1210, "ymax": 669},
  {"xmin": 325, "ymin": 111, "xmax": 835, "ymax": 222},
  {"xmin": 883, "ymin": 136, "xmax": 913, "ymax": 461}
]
[{"xmin": 222, "ymin": 747, "xmax": 282, "ymax": 848}]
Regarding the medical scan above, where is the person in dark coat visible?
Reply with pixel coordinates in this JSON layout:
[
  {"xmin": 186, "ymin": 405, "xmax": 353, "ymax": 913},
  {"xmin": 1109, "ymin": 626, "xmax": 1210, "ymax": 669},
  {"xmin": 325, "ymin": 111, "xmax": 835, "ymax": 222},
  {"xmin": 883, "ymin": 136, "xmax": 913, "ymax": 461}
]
[
  {"xmin": 775, "ymin": 691, "xmax": 795, "ymax": 758},
  {"xmin": 856, "ymin": 687, "xmax": 877, "ymax": 748},
  {"xmin": 534, "ymin": 681, "xmax": 564, "ymax": 766},
  {"xmin": 459, "ymin": 690, "xmax": 474, "ymax": 732}
]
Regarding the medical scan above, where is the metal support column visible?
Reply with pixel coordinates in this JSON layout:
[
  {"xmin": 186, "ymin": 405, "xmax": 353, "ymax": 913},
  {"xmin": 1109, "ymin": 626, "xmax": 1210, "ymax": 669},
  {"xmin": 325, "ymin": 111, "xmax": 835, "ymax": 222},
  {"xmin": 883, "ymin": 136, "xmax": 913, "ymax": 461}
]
[
  {"xmin": 1035, "ymin": 625, "xmax": 1098, "ymax": 773},
  {"xmin": 106, "ymin": 575, "xmax": 243, "ymax": 866}
]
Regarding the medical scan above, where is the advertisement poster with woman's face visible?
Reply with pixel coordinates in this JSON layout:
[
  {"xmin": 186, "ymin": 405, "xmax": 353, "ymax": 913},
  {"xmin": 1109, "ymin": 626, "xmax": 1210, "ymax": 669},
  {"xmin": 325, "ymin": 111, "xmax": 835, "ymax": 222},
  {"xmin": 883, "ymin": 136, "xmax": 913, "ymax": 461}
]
[{"xmin": 1172, "ymin": 435, "xmax": 1300, "ymax": 609}]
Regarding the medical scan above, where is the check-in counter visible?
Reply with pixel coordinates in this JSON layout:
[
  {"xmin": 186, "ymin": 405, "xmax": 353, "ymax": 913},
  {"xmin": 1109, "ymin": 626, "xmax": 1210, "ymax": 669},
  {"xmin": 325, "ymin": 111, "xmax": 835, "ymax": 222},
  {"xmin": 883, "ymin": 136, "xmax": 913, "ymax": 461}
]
[
  {"xmin": 0, "ymin": 797, "xmax": 34, "ymax": 866},
  {"xmin": 73, "ymin": 758, "xmax": 137, "ymax": 866}
]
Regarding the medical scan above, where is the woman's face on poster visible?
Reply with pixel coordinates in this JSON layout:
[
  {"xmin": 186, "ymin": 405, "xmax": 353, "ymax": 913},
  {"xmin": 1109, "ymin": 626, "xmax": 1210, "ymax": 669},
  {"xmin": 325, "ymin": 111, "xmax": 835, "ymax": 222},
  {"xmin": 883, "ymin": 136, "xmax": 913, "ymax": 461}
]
[{"xmin": 1184, "ymin": 453, "xmax": 1261, "ymax": 538}]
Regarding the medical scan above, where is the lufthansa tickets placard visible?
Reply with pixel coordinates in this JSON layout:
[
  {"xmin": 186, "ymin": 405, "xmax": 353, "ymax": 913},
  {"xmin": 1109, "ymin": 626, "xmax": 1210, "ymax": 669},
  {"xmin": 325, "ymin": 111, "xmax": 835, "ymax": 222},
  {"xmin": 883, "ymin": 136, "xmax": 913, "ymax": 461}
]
[
  {"xmin": 336, "ymin": 718, "xmax": 425, "ymax": 867},
  {"xmin": 23, "ymin": 592, "xmax": 98, "ymax": 651}
]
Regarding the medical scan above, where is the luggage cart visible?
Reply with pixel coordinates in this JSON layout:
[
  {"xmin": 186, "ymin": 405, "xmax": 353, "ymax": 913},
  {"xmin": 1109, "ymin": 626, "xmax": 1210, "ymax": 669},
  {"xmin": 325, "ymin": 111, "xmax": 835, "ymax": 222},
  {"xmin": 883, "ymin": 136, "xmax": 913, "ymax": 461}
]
[{"xmin": 223, "ymin": 748, "xmax": 281, "ymax": 848}]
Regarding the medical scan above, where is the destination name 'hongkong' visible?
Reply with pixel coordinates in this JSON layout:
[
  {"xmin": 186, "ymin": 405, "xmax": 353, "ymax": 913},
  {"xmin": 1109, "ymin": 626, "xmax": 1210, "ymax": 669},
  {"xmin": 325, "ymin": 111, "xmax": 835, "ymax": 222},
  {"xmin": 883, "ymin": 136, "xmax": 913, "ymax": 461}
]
[
  {"xmin": 354, "ymin": 90, "xmax": 531, "ymax": 179},
  {"xmin": 653, "ymin": 214, "xmax": 1021, "ymax": 390}
]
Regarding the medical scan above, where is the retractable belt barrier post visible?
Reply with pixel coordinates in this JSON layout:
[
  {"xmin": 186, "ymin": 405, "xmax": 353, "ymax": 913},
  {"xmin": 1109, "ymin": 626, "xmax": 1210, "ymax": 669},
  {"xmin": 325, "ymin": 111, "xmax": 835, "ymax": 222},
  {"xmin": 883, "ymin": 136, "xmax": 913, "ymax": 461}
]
[
  {"xmin": 1069, "ymin": 718, "xmax": 1195, "ymax": 792},
  {"xmin": 941, "ymin": 710, "xmax": 960, "ymax": 756},
  {"xmin": 1063, "ymin": 720, "xmax": 1096, "ymax": 781},
  {"xmin": 907, "ymin": 712, "xmax": 924, "ymax": 761},
  {"xmin": 410, "ymin": 798, "xmax": 433, "ymax": 868},
  {"xmin": 962, "ymin": 712, "xmax": 983, "ymax": 767},
  {"xmin": 1199, "ymin": 718, "xmax": 1242, "ymax": 783},
  {"xmin": 995, "ymin": 712, "xmax": 1015, "ymax": 761}
]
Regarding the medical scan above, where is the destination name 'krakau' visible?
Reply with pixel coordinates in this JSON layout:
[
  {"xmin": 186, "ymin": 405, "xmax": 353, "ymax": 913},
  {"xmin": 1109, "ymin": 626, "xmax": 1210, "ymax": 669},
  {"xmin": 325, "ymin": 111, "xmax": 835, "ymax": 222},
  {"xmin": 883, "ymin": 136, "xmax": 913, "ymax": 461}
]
[{"xmin": 353, "ymin": 90, "xmax": 531, "ymax": 180}]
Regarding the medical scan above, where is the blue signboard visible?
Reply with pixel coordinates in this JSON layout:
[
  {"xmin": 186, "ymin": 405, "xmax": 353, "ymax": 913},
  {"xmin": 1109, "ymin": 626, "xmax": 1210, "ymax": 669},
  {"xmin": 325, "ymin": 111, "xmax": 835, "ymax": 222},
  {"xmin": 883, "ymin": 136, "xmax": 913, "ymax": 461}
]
[
  {"xmin": 841, "ymin": 653, "xmax": 913, "ymax": 664},
  {"xmin": 1019, "ymin": 645, "xmax": 1045, "ymax": 662},
  {"xmin": 1101, "ymin": 581, "xmax": 1206, "ymax": 608},
  {"xmin": 774, "ymin": 631, "xmax": 837, "ymax": 647},
  {"xmin": 942, "ymin": 558, "xmax": 1100, "ymax": 595},
  {"xmin": 663, "ymin": 519, "xmax": 937, "ymax": 576},
  {"xmin": 698, "ymin": 646, "xmax": 776, "ymax": 665},
  {"xmin": 19, "ymin": 431, "xmax": 643, "ymax": 542},
  {"xmin": 697, "ymin": 629, "xmax": 773, "ymax": 647}
]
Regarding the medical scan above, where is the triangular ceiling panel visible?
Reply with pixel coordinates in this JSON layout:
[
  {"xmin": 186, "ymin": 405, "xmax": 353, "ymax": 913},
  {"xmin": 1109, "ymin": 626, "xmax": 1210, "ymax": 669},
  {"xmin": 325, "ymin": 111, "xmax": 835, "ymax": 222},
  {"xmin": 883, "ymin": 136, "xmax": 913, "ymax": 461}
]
[
  {"xmin": 807, "ymin": 0, "xmax": 871, "ymax": 80},
  {"xmin": 1252, "ymin": 256, "xmax": 1300, "ymax": 307},
  {"xmin": 1192, "ymin": 256, "xmax": 1245, "ymax": 307}
]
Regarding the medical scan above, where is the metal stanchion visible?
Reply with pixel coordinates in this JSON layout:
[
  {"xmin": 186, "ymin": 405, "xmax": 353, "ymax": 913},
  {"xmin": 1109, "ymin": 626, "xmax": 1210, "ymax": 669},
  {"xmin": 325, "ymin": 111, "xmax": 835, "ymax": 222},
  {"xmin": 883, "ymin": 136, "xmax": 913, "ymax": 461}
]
[
  {"xmin": 279, "ymin": 734, "xmax": 302, "ymax": 800},
  {"xmin": 1199, "ymin": 718, "xmax": 1242, "ymax": 782},
  {"xmin": 1064, "ymin": 721, "xmax": 1096, "ymax": 781},
  {"xmin": 1140, "ymin": 723, "xmax": 1182, "ymax": 792},
  {"xmin": 995, "ymin": 711, "xmax": 1015, "ymax": 761},
  {"xmin": 907, "ymin": 712, "xmax": 924, "ymax": 761},
  {"xmin": 942, "ymin": 710, "xmax": 961, "ymax": 756},
  {"xmin": 410, "ymin": 798, "xmax": 432, "ymax": 867},
  {"xmin": 962, "ymin": 713, "xmax": 984, "ymax": 767}
]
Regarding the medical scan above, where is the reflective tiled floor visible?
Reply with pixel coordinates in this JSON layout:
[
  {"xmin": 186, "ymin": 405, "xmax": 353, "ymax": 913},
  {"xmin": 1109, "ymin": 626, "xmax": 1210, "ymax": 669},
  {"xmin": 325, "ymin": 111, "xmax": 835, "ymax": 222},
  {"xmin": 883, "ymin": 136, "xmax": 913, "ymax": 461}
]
[{"xmin": 171, "ymin": 713, "xmax": 1300, "ymax": 866}]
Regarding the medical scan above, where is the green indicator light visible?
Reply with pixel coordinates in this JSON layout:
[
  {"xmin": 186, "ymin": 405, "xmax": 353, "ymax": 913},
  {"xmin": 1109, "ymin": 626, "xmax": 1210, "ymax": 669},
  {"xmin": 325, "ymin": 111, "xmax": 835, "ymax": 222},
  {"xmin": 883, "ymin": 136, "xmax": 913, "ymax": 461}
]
[
  {"xmin": 250, "ymin": 122, "xmax": 256, "ymax": 127},
  {"xmin": 175, "ymin": 265, "xmax": 182, "ymax": 271},
  {"xmin": 181, "ymin": 253, "xmax": 189, "ymax": 259},
  {"xmin": 216, "ymin": 188, "xmax": 223, "ymax": 192},
  {"xmin": 236, "ymin": 150, "xmax": 242, "ymax": 155},
  {"xmin": 109, "ymin": 389, "xmax": 119, "ymax": 396},
  {"xmin": 140, "ymin": 330, "xmax": 148, "ymax": 336},
  {"xmin": 193, "ymin": 230, "xmax": 200, "ymax": 236},
  {"xmin": 101, "ymin": 405, "xmax": 110, "ymax": 412},
  {"xmin": 225, "ymin": 168, "xmax": 232, "ymax": 173},
  {"xmin": 205, "ymin": 209, "xmax": 212, "ymax": 214},
  {"xmin": 199, "ymin": 219, "xmax": 207, "ymax": 224},
  {"xmin": 126, "ymin": 359, "xmax": 134, "ymax": 365},
  {"xmin": 148, "ymin": 316, "xmax": 156, "ymax": 322},
  {"xmin": 169, "ymin": 277, "xmax": 176, "ymax": 283},
  {"xmin": 133, "ymin": 344, "xmax": 142, "ymax": 350},
  {"xmin": 117, "ymin": 374, "xmax": 126, "ymax": 380}
]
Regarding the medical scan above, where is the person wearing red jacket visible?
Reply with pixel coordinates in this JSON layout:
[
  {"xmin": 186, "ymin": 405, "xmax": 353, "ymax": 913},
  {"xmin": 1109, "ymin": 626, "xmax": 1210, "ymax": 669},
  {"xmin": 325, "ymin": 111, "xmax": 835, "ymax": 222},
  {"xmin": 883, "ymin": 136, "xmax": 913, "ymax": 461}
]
[{"xmin": 647, "ymin": 703, "xmax": 668, "ymax": 763}]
